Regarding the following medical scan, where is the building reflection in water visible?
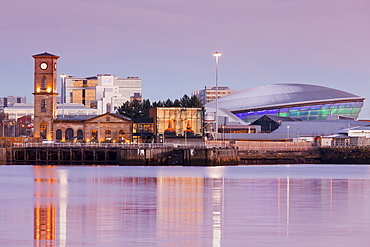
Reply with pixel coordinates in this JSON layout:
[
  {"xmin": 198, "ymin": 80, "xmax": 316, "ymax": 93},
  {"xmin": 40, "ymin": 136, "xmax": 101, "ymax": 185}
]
[
  {"xmin": 28, "ymin": 166, "xmax": 370, "ymax": 246},
  {"xmin": 33, "ymin": 166, "xmax": 68, "ymax": 247}
]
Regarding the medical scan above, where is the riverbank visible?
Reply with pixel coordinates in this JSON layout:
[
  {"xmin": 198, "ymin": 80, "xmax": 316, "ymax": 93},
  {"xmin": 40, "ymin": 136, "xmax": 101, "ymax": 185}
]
[{"xmin": 3, "ymin": 142, "xmax": 370, "ymax": 165}]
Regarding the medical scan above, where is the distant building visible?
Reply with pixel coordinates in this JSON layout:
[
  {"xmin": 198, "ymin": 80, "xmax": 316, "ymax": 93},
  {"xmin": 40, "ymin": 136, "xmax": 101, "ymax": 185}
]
[
  {"xmin": 150, "ymin": 107, "xmax": 203, "ymax": 143},
  {"xmin": 0, "ymin": 96, "xmax": 26, "ymax": 108},
  {"xmin": 64, "ymin": 74, "xmax": 142, "ymax": 114},
  {"xmin": 2, "ymin": 103, "xmax": 98, "ymax": 120},
  {"xmin": 192, "ymin": 86, "xmax": 236, "ymax": 105}
]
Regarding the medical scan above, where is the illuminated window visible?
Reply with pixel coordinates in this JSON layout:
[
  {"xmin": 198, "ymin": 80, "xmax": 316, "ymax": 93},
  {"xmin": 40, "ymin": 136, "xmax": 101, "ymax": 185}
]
[
  {"xmin": 92, "ymin": 130, "xmax": 98, "ymax": 140},
  {"xmin": 119, "ymin": 130, "xmax": 125, "ymax": 141},
  {"xmin": 40, "ymin": 122, "xmax": 47, "ymax": 139},
  {"xmin": 105, "ymin": 130, "xmax": 111, "ymax": 140}
]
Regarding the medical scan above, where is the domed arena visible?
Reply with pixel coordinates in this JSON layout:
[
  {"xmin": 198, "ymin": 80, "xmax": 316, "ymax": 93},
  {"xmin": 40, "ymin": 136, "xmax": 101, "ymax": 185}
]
[{"xmin": 205, "ymin": 83, "xmax": 365, "ymax": 123}]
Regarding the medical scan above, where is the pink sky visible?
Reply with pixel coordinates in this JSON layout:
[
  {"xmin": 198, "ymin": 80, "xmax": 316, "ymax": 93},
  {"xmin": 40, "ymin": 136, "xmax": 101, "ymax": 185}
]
[{"xmin": 1, "ymin": 0, "xmax": 370, "ymax": 117}]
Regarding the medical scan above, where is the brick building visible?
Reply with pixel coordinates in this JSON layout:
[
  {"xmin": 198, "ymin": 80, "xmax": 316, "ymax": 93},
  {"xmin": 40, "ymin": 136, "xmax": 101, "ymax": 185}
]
[{"xmin": 32, "ymin": 52, "xmax": 133, "ymax": 142}]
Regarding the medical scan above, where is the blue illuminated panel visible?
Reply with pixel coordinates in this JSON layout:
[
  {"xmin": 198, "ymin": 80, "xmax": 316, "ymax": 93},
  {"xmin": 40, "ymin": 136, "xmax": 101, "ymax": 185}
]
[{"xmin": 233, "ymin": 101, "xmax": 363, "ymax": 123}]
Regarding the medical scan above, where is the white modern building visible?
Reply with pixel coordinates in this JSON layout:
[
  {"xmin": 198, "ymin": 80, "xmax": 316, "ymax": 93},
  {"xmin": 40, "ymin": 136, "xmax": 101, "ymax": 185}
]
[
  {"xmin": 192, "ymin": 86, "xmax": 236, "ymax": 105},
  {"xmin": 0, "ymin": 96, "xmax": 26, "ymax": 108},
  {"xmin": 63, "ymin": 74, "xmax": 142, "ymax": 114}
]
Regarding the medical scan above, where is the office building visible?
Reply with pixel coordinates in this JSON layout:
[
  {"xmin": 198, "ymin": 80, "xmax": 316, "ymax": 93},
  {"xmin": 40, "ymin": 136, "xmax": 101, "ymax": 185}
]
[
  {"xmin": 192, "ymin": 86, "xmax": 236, "ymax": 105},
  {"xmin": 64, "ymin": 74, "xmax": 142, "ymax": 114},
  {"xmin": 0, "ymin": 96, "xmax": 26, "ymax": 108}
]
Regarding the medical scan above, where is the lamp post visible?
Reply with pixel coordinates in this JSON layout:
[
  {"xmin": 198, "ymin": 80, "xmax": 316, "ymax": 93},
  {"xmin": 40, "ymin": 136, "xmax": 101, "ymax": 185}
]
[
  {"xmin": 60, "ymin": 74, "xmax": 67, "ymax": 118},
  {"xmin": 213, "ymin": 51, "xmax": 221, "ymax": 140},
  {"xmin": 287, "ymin": 125, "xmax": 290, "ymax": 139}
]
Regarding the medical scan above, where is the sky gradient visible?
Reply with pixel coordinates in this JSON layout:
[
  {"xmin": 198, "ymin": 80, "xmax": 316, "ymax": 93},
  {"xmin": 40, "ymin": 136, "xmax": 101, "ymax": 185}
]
[{"xmin": 1, "ymin": 0, "xmax": 370, "ymax": 117}]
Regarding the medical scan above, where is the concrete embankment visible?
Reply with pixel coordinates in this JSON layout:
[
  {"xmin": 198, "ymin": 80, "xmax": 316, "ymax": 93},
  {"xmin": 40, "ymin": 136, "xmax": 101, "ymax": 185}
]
[
  {"xmin": 6, "ymin": 143, "xmax": 370, "ymax": 165},
  {"xmin": 7, "ymin": 145, "xmax": 240, "ymax": 166}
]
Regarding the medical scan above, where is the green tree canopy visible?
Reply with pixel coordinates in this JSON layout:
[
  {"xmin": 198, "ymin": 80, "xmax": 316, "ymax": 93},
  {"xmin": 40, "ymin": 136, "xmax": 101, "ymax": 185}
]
[{"xmin": 117, "ymin": 94, "xmax": 203, "ymax": 119}]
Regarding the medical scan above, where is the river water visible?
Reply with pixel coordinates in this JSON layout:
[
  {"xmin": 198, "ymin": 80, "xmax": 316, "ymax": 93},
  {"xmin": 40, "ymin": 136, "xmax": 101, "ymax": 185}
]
[{"xmin": 1, "ymin": 164, "xmax": 370, "ymax": 247}]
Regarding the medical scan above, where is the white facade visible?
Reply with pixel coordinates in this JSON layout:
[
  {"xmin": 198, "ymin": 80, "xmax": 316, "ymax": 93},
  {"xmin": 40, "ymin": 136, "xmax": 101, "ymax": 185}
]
[
  {"xmin": 0, "ymin": 96, "xmax": 26, "ymax": 108},
  {"xmin": 65, "ymin": 74, "xmax": 142, "ymax": 114},
  {"xmin": 192, "ymin": 86, "xmax": 236, "ymax": 105}
]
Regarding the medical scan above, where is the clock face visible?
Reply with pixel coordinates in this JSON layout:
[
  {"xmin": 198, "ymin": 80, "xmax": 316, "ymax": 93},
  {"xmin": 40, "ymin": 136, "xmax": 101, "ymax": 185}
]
[
  {"xmin": 40, "ymin": 62, "xmax": 48, "ymax": 70},
  {"xmin": 54, "ymin": 63, "xmax": 57, "ymax": 70}
]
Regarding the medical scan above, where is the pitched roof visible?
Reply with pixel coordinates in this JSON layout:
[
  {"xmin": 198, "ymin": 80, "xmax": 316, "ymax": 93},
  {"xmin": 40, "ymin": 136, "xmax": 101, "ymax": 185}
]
[
  {"xmin": 252, "ymin": 115, "xmax": 301, "ymax": 124},
  {"xmin": 32, "ymin": 52, "xmax": 59, "ymax": 58},
  {"xmin": 86, "ymin": 112, "xmax": 132, "ymax": 122}
]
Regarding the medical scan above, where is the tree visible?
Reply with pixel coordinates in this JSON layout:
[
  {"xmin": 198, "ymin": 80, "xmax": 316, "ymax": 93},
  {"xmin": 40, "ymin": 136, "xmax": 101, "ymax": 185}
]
[{"xmin": 117, "ymin": 94, "xmax": 204, "ymax": 119}]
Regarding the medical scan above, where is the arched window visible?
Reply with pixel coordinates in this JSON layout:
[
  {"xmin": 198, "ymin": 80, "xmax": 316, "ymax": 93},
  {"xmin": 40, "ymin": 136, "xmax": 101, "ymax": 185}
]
[
  {"xmin": 56, "ymin": 129, "xmax": 62, "ymax": 140},
  {"xmin": 40, "ymin": 122, "xmax": 47, "ymax": 139},
  {"xmin": 119, "ymin": 130, "xmax": 125, "ymax": 140},
  {"xmin": 105, "ymin": 130, "xmax": 112, "ymax": 140},
  {"xmin": 65, "ymin": 128, "xmax": 74, "ymax": 140},
  {"xmin": 41, "ymin": 77, "xmax": 46, "ymax": 90},
  {"xmin": 92, "ymin": 130, "xmax": 98, "ymax": 140},
  {"xmin": 41, "ymin": 99, "xmax": 46, "ymax": 112},
  {"xmin": 77, "ymin": 129, "xmax": 83, "ymax": 140}
]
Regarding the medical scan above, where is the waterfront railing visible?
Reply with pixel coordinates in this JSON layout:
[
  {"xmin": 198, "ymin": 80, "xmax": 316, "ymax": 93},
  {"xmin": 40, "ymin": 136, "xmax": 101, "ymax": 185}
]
[{"xmin": 12, "ymin": 140, "xmax": 315, "ymax": 152}]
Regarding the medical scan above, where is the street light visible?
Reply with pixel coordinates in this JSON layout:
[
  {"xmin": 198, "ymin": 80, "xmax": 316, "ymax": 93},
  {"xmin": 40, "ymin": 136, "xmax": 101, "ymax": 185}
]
[
  {"xmin": 60, "ymin": 74, "xmax": 67, "ymax": 118},
  {"xmin": 213, "ymin": 51, "xmax": 221, "ymax": 140}
]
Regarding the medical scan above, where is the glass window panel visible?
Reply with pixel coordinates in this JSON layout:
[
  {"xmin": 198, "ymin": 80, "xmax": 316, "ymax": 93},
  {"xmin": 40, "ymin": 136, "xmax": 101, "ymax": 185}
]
[
  {"xmin": 267, "ymin": 109, "xmax": 278, "ymax": 114},
  {"xmin": 279, "ymin": 113, "xmax": 288, "ymax": 117},
  {"xmin": 321, "ymin": 110, "xmax": 331, "ymax": 115},
  {"xmin": 337, "ymin": 109, "xmax": 352, "ymax": 114},
  {"xmin": 300, "ymin": 111, "xmax": 308, "ymax": 116},
  {"xmin": 310, "ymin": 105, "xmax": 321, "ymax": 110},
  {"xmin": 279, "ymin": 108, "xmax": 288, "ymax": 113},
  {"xmin": 351, "ymin": 108, "xmax": 361, "ymax": 113}
]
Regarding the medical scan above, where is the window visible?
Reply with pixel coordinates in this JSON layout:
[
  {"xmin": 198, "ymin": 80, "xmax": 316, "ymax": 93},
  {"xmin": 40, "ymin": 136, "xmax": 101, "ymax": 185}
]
[
  {"xmin": 77, "ymin": 130, "xmax": 83, "ymax": 140},
  {"xmin": 119, "ymin": 130, "xmax": 125, "ymax": 142},
  {"xmin": 105, "ymin": 130, "xmax": 112, "ymax": 140},
  {"xmin": 92, "ymin": 130, "xmax": 98, "ymax": 140},
  {"xmin": 40, "ymin": 122, "xmax": 47, "ymax": 139},
  {"xmin": 65, "ymin": 128, "xmax": 74, "ymax": 140},
  {"xmin": 41, "ymin": 77, "xmax": 46, "ymax": 90},
  {"xmin": 56, "ymin": 129, "xmax": 62, "ymax": 140},
  {"xmin": 41, "ymin": 99, "xmax": 46, "ymax": 112}
]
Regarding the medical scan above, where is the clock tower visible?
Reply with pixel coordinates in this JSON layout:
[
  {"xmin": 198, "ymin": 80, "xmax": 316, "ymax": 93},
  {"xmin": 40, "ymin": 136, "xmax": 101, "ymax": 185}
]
[{"xmin": 32, "ymin": 52, "xmax": 59, "ymax": 139}]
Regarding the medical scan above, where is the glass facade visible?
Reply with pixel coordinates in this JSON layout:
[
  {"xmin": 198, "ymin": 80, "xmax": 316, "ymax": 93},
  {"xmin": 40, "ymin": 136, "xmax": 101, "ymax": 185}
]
[{"xmin": 234, "ymin": 102, "xmax": 364, "ymax": 123}]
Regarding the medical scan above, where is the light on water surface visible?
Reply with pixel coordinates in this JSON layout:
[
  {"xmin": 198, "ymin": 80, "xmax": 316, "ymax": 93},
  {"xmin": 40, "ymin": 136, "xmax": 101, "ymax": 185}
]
[{"xmin": 1, "ymin": 164, "xmax": 370, "ymax": 246}]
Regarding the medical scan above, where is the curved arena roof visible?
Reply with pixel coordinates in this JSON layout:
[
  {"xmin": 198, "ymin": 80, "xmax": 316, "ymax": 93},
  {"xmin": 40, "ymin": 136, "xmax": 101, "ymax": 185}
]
[{"xmin": 205, "ymin": 83, "xmax": 364, "ymax": 112}]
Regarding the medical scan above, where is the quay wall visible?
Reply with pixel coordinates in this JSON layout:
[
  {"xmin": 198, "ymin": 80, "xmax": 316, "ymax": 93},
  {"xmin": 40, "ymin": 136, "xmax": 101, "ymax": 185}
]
[
  {"xmin": 9, "ymin": 143, "xmax": 370, "ymax": 165},
  {"xmin": 4, "ymin": 143, "xmax": 319, "ymax": 166},
  {"xmin": 7, "ymin": 145, "xmax": 240, "ymax": 166},
  {"xmin": 318, "ymin": 147, "xmax": 370, "ymax": 164}
]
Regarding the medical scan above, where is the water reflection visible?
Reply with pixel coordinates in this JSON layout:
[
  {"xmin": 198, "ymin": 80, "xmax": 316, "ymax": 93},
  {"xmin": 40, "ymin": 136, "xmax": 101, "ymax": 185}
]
[
  {"xmin": 1, "ymin": 165, "xmax": 370, "ymax": 246},
  {"xmin": 34, "ymin": 166, "xmax": 58, "ymax": 246}
]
